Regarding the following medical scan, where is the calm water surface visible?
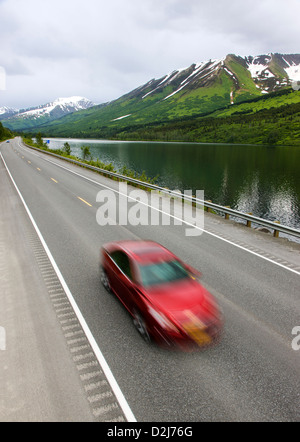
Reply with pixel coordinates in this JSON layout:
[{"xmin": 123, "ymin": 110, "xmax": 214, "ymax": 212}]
[{"xmin": 47, "ymin": 138, "xmax": 300, "ymax": 231}]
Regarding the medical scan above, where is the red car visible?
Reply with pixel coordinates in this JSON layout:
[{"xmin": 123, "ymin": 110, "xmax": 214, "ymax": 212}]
[{"xmin": 100, "ymin": 240, "xmax": 223, "ymax": 350}]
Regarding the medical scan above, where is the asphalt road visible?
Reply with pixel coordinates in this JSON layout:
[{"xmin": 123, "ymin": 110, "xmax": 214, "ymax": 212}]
[{"xmin": 1, "ymin": 138, "xmax": 299, "ymax": 422}]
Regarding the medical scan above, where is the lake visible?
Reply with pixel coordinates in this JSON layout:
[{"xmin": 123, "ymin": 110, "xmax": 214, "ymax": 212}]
[{"xmin": 46, "ymin": 138, "xmax": 300, "ymax": 232}]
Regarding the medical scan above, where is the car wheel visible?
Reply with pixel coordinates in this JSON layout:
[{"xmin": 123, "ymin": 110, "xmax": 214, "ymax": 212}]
[
  {"xmin": 100, "ymin": 267, "xmax": 111, "ymax": 292},
  {"xmin": 133, "ymin": 311, "xmax": 151, "ymax": 343}
]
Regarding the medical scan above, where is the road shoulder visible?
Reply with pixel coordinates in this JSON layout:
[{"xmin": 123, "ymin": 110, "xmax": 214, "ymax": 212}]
[{"xmin": 0, "ymin": 146, "xmax": 127, "ymax": 422}]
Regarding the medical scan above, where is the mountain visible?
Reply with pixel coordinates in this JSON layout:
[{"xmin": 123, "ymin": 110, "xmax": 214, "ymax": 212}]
[
  {"xmin": 0, "ymin": 106, "xmax": 19, "ymax": 119},
  {"xmin": 244, "ymin": 53, "xmax": 300, "ymax": 91},
  {"xmin": 1, "ymin": 96, "xmax": 95, "ymax": 130},
  {"xmin": 6, "ymin": 53, "xmax": 300, "ymax": 139},
  {"xmin": 128, "ymin": 53, "xmax": 300, "ymax": 103}
]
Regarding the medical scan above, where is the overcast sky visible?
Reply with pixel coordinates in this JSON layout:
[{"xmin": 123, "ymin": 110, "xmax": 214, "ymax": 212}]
[{"xmin": 0, "ymin": 0, "xmax": 300, "ymax": 108}]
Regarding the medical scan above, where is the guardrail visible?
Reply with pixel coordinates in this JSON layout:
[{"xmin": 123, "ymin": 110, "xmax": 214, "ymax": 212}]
[{"xmin": 22, "ymin": 140, "xmax": 300, "ymax": 240}]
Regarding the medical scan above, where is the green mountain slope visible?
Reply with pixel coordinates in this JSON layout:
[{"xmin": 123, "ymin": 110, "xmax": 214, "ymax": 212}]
[
  {"xmin": 17, "ymin": 53, "xmax": 300, "ymax": 143},
  {"xmin": 115, "ymin": 89, "xmax": 300, "ymax": 146}
]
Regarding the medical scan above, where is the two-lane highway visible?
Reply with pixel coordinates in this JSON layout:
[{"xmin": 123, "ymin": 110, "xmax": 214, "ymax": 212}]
[{"xmin": 1, "ymin": 138, "xmax": 299, "ymax": 421}]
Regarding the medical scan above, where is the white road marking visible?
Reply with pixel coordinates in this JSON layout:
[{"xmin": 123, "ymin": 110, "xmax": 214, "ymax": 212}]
[
  {"xmin": 18, "ymin": 141, "xmax": 300, "ymax": 276},
  {"xmin": 0, "ymin": 151, "xmax": 137, "ymax": 423}
]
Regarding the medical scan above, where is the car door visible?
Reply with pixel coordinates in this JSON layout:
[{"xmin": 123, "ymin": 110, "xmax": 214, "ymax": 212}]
[{"xmin": 108, "ymin": 250, "xmax": 138, "ymax": 313}]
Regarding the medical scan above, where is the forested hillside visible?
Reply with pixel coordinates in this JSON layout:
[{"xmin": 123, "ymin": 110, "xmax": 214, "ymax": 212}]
[{"xmin": 0, "ymin": 122, "xmax": 13, "ymax": 141}]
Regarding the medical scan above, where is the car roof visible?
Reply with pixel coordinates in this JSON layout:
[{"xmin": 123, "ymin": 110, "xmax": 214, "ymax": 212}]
[{"xmin": 104, "ymin": 240, "xmax": 175, "ymax": 263}]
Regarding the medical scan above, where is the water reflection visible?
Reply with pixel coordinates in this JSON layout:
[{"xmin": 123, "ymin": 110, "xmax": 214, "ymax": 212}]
[{"xmin": 47, "ymin": 138, "xmax": 300, "ymax": 230}]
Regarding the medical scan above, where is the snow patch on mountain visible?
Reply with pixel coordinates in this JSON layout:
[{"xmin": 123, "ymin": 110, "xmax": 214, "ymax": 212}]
[
  {"xmin": 111, "ymin": 114, "xmax": 132, "ymax": 121},
  {"xmin": 248, "ymin": 63, "xmax": 275, "ymax": 79},
  {"xmin": 246, "ymin": 54, "xmax": 300, "ymax": 83},
  {"xmin": 16, "ymin": 96, "xmax": 95, "ymax": 119},
  {"xmin": 142, "ymin": 68, "xmax": 187, "ymax": 99},
  {"xmin": 284, "ymin": 64, "xmax": 300, "ymax": 82},
  {"xmin": 180, "ymin": 61, "xmax": 207, "ymax": 85},
  {"xmin": 0, "ymin": 106, "xmax": 18, "ymax": 116},
  {"xmin": 163, "ymin": 83, "xmax": 188, "ymax": 100},
  {"xmin": 163, "ymin": 59, "xmax": 224, "ymax": 101}
]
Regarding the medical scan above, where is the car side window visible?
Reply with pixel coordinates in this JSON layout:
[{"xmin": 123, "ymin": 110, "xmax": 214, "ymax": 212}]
[{"xmin": 110, "ymin": 251, "xmax": 133, "ymax": 281}]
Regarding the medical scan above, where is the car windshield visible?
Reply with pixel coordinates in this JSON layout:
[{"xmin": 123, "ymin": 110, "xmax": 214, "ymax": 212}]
[{"xmin": 139, "ymin": 259, "xmax": 189, "ymax": 288}]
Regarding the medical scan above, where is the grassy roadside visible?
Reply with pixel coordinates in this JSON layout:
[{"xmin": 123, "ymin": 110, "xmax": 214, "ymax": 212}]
[{"xmin": 22, "ymin": 137, "xmax": 158, "ymax": 186}]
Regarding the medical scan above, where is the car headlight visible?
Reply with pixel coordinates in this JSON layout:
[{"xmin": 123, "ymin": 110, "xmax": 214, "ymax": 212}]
[{"xmin": 148, "ymin": 307, "xmax": 179, "ymax": 333}]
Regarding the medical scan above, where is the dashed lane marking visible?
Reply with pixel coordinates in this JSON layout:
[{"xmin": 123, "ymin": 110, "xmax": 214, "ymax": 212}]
[
  {"xmin": 77, "ymin": 196, "xmax": 93, "ymax": 207},
  {"xmin": 17, "ymin": 141, "xmax": 300, "ymax": 276}
]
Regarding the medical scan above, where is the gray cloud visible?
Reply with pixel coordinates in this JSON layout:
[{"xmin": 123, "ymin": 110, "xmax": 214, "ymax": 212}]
[{"xmin": 0, "ymin": 0, "xmax": 299, "ymax": 108}]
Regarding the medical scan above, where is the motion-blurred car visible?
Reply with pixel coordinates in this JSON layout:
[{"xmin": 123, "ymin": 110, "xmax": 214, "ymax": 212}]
[{"xmin": 100, "ymin": 240, "xmax": 223, "ymax": 350}]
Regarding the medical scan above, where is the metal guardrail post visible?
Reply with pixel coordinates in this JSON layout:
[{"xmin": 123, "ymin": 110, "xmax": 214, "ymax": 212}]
[
  {"xmin": 247, "ymin": 213, "xmax": 253, "ymax": 228},
  {"xmin": 273, "ymin": 221, "xmax": 281, "ymax": 238},
  {"xmin": 225, "ymin": 207, "xmax": 231, "ymax": 220}
]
